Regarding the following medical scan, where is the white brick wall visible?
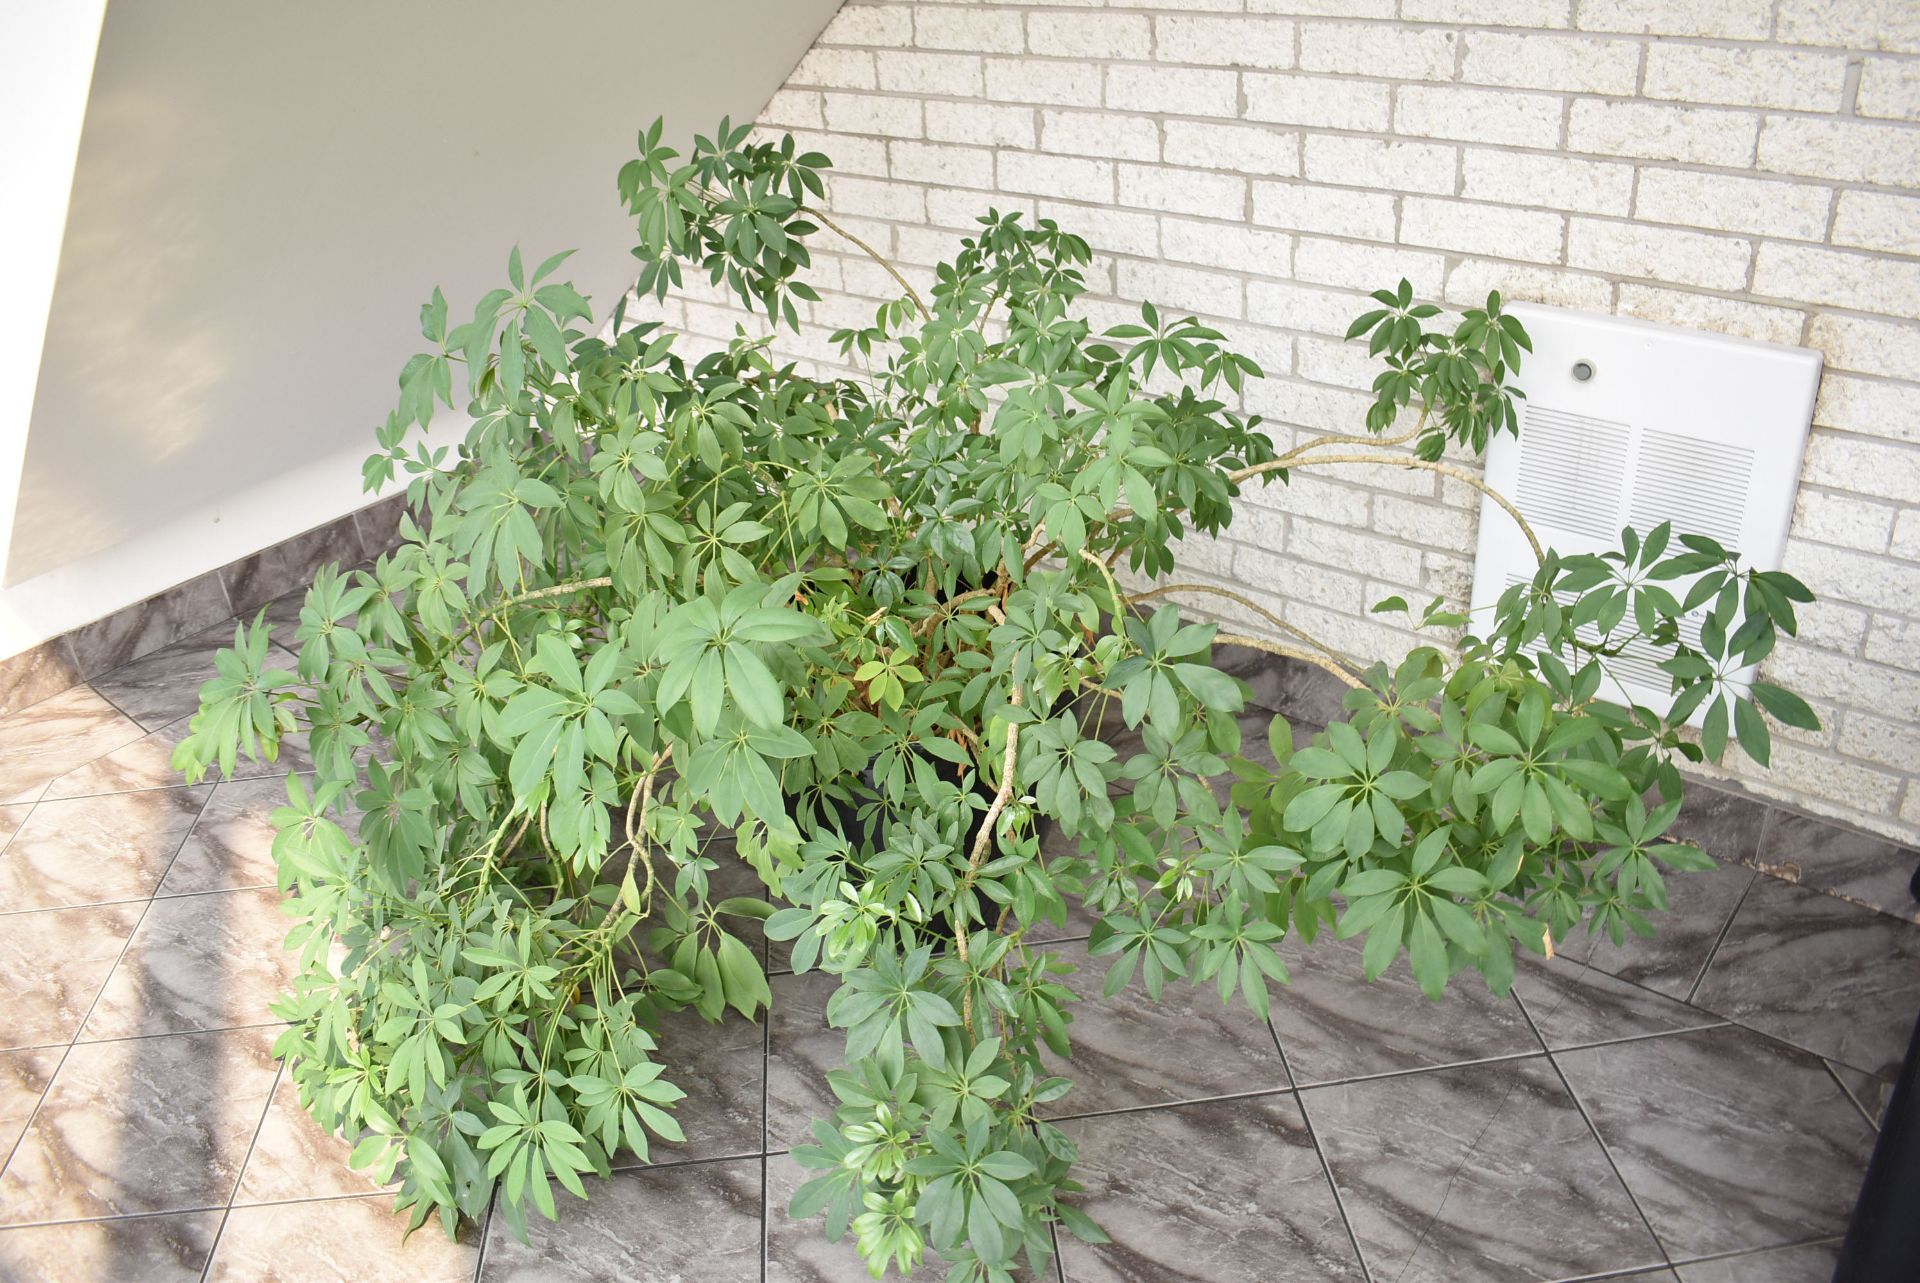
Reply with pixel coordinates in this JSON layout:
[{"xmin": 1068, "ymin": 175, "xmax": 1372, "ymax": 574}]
[{"xmin": 653, "ymin": 1, "xmax": 1920, "ymax": 844}]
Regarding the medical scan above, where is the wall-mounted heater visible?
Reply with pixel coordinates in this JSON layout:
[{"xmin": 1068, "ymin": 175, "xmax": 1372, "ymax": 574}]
[{"xmin": 1468, "ymin": 304, "xmax": 1822, "ymax": 722}]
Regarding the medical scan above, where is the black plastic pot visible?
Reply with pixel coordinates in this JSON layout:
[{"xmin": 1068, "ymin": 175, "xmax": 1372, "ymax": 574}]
[{"xmin": 1833, "ymin": 1005, "xmax": 1920, "ymax": 1281}]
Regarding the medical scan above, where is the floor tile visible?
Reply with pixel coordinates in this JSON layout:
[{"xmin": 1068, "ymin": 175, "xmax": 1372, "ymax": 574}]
[
  {"xmin": 1512, "ymin": 956, "xmax": 1726, "ymax": 1051},
  {"xmin": 1269, "ymin": 930, "xmax": 1540, "ymax": 1085},
  {"xmin": 67, "ymin": 573, "xmax": 232, "ymax": 681},
  {"xmin": 0, "ymin": 902, "xmax": 143, "ymax": 1049},
  {"xmin": 0, "ymin": 806, "xmax": 27, "ymax": 853},
  {"xmin": 1690, "ymin": 874, "xmax": 1920, "ymax": 1077},
  {"xmin": 0, "ymin": 1209, "xmax": 221, "ymax": 1282},
  {"xmin": 1673, "ymin": 1238, "xmax": 1842, "ymax": 1282},
  {"xmin": 159, "ymin": 775, "xmax": 301, "ymax": 896},
  {"xmin": 0, "ymin": 1047, "xmax": 62, "ymax": 1160},
  {"xmin": 1555, "ymin": 1026, "xmax": 1873, "ymax": 1259},
  {"xmin": 0, "ymin": 641, "xmax": 83, "ymax": 723},
  {"xmin": 0, "ymin": 787, "xmax": 209, "ymax": 911},
  {"xmin": 1664, "ymin": 783, "xmax": 1771, "ymax": 867},
  {"xmin": 479, "ymin": 1157, "xmax": 761, "ymax": 1282},
  {"xmin": 1306, "ymin": 1056, "xmax": 1661, "ymax": 1282},
  {"xmin": 1825, "ymin": 1060, "xmax": 1894, "ymax": 1129},
  {"xmin": 81, "ymin": 887, "xmax": 296, "ymax": 1041},
  {"xmin": 42, "ymin": 714, "xmax": 312, "ymax": 800},
  {"xmin": 1756, "ymin": 810, "xmax": 1920, "ymax": 924},
  {"xmin": 1055, "ymin": 1092, "xmax": 1363, "ymax": 1282},
  {"xmin": 90, "ymin": 622, "xmax": 277, "ymax": 732},
  {"xmin": 1039, "ymin": 939, "xmax": 1289, "ymax": 1116},
  {"xmin": 221, "ymin": 515, "xmax": 365, "ymax": 617},
  {"xmin": 208, "ymin": 1192, "xmax": 479, "ymax": 1282},
  {"xmin": 1553, "ymin": 856, "xmax": 1754, "ymax": 1000},
  {"xmin": 624, "ymin": 1004, "xmax": 763, "ymax": 1166},
  {"xmin": 0, "ymin": 687, "xmax": 146, "ymax": 805},
  {"xmin": 765, "ymin": 970, "xmax": 841, "ymax": 1152},
  {"xmin": 0, "ymin": 1025, "xmax": 277, "ymax": 1222},
  {"xmin": 234, "ymin": 1073, "xmax": 396, "ymax": 1204}
]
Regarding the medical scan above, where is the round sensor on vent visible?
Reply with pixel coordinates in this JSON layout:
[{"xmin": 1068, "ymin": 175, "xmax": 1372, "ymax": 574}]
[{"xmin": 1571, "ymin": 359, "xmax": 1597, "ymax": 382}]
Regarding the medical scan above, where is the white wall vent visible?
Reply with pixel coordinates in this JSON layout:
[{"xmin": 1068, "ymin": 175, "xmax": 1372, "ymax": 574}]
[{"xmin": 1469, "ymin": 304, "xmax": 1822, "ymax": 721}]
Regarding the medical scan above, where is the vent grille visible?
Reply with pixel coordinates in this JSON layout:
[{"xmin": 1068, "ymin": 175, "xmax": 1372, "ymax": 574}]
[
  {"xmin": 1514, "ymin": 407, "xmax": 1631, "ymax": 541},
  {"xmin": 1628, "ymin": 429, "xmax": 1754, "ymax": 548}
]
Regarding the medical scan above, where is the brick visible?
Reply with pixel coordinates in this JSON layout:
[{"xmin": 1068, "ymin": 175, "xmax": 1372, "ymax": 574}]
[
  {"xmin": 984, "ymin": 57, "xmax": 1102, "ymax": 107},
  {"xmin": 1633, "ymin": 169, "xmax": 1831, "ymax": 241},
  {"xmin": 1290, "ymin": 518, "xmax": 1426, "ymax": 586},
  {"xmin": 1644, "ymin": 45, "xmax": 1851, "ymax": 112},
  {"xmin": 1158, "ymin": 218, "xmax": 1290, "ymax": 278},
  {"xmin": 1305, "ymin": 135, "xmax": 1456, "ymax": 196},
  {"xmin": 1107, "ymin": 64, "xmax": 1239, "ymax": 116},
  {"xmin": 1896, "ymin": 511, "xmax": 1920, "ymax": 561},
  {"xmin": 1866, "ymin": 617, "xmax": 1920, "ymax": 671},
  {"xmin": 1040, "ymin": 108, "xmax": 1160, "ymax": 161},
  {"xmin": 1296, "ymin": 236, "xmax": 1447, "ymax": 298},
  {"xmin": 1858, "ymin": 58, "xmax": 1920, "ymax": 122},
  {"xmin": 1156, "ymin": 16, "xmax": 1296, "ymax": 69},
  {"xmin": 1743, "ymin": 741, "xmax": 1902, "ymax": 818},
  {"xmin": 1164, "ymin": 120, "xmax": 1300, "ymax": 177},
  {"xmin": 1253, "ymin": 180, "xmax": 1398, "ymax": 241},
  {"xmin": 1577, "ymin": 0, "xmax": 1771, "ymax": 40},
  {"xmin": 1815, "ymin": 374, "xmax": 1920, "ymax": 446},
  {"xmin": 1250, "ymin": 474, "xmax": 1374, "ymax": 527},
  {"xmin": 892, "ymin": 225, "xmax": 966, "ymax": 268},
  {"xmin": 1792, "ymin": 490, "xmax": 1897, "ymax": 553},
  {"xmin": 1832, "ymin": 190, "xmax": 1920, "ymax": 257},
  {"xmin": 1296, "ymin": 334, "xmax": 1386, "ymax": 390},
  {"xmin": 1234, "ymin": 544, "xmax": 1371, "ymax": 613},
  {"xmin": 1404, "ymin": 0, "xmax": 1571, "ymax": 25},
  {"xmin": 914, "ymin": 8, "xmax": 1024, "ymax": 54},
  {"xmin": 1567, "ymin": 217, "xmax": 1750, "ymax": 291},
  {"xmin": 1754, "ymin": 243, "xmax": 1920, "ymax": 316},
  {"xmin": 1615, "ymin": 284, "xmax": 1805, "ymax": 346},
  {"xmin": 1777, "ymin": 0, "xmax": 1920, "ymax": 54},
  {"xmin": 1839, "ymin": 712, "xmax": 1920, "ymax": 775},
  {"xmin": 1801, "ymin": 432, "xmax": 1920, "ymax": 505},
  {"xmin": 1567, "ymin": 100, "xmax": 1757, "ymax": 166},
  {"xmin": 1758, "ymin": 117, "xmax": 1920, "ymax": 188},
  {"xmin": 1809, "ymin": 315, "xmax": 1920, "ymax": 383},
  {"xmin": 1248, "ymin": 0, "xmax": 1393, "ymax": 14},
  {"xmin": 1461, "ymin": 31, "xmax": 1641, "ymax": 96},
  {"xmin": 823, "ymin": 174, "xmax": 923, "ymax": 222},
  {"xmin": 1247, "ymin": 279, "xmax": 1373, "ymax": 334},
  {"xmin": 823, "ymin": 92, "xmax": 919, "ymax": 138},
  {"xmin": 1299, "ymin": 22, "xmax": 1458, "ymax": 81},
  {"xmin": 1444, "ymin": 259, "xmax": 1615, "ymax": 311},
  {"xmin": 762, "ymin": 89, "xmax": 824, "ymax": 131},
  {"xmin": 1036, "ymin": 201, "xmax": 1160, "ymax": 259},
  {"xmin": 793, "ymin": 129, "xmax": 886, "ymax": 177},
  {"xmin": 889, "ymin": 140, "xmax": 994, "ymax": 188},
  {"xmin": 1244, "ymin": 74, "xmax": 1391, "ymax": 132},
  {"xmin": 1401, "ymin": 197, "xmax": 1565, "ymax": 263},
  {"xmin": 1116, "ymin": 260, "xmax": 1244, "ymax": 319},
  {"xmin": 820, "ymin": 4, "xmax": 912, "ymax": 47},
  {"xmin": 1396, "ymin": 85, "xmax": 1565, "ymax": 149},
  {"xmin": 1117, "ymin": 162, "xmax": 1246, "ymax": 218},
  {"xmin": 876, "ymin": 50, "xmax": 982, "ymax": 96},
  {"xmin": 1460, "ymin": 149, "xmax": 1633, "ymax": 216},
  {"xmin": 791, "ymin": 48, "xmax": 876, "ymax": 90},
  {"xmin": 1784, "ymin": 542, "xmax": 1920, "ymax": 617},
  {"xmin": 1029, "ymin": 13, "xmax": 1150, "ymax": 60},
  {"xmin": 924, "ymin": 101, "xmax": 1034, "ymax": 148},
  {"xmin": 996, "ymin": 150, "xmax": 1114, "ymax": 204},
  {"xmin": 927, "ymin": 185, "xmax": 1030, "ymax": 229}
]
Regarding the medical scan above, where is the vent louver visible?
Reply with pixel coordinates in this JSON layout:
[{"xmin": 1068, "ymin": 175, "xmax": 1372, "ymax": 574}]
[{"xmin": 1470, "ymin": 305, "xmax": 1821, "ymax": 723}]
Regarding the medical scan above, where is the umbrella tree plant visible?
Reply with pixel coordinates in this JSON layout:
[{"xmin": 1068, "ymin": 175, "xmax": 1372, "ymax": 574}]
[{"xmin": 177, "ymin": 118, "xmax": 1817, "ymax": 1279}]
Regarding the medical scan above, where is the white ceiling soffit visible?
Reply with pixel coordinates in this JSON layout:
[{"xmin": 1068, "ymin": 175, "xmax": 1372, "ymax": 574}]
[
  {"xmin": 8, "ymin": 0, "xmax": 842, "ymax": 584},
  {"xmin": 1470, "ymin": 303, "xmax": 1821, "ymax": 720}
]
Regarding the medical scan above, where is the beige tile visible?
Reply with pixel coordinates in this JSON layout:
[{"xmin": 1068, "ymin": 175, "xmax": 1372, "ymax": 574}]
[
  {"xmin": 0, "ymin": 902, "xmax": 143, "ymax": 1049},
  {"xmin": 207, "ymin": 1193, "xmax": 479, "ymax": 1282},
  {"xmin": 0, "ymin": 1046, "xmax": 62, "ymax": 1158},
  {"xmin": 0, "ymin": 806, "xmax": 28, "ymax": 853},
  {"xmin": 234, "ymin": 1074, "xmax": 396, "ymax": 1204},
  {"xmin": 82, "ymin": 888, "xmax": 297, "ymax": 1041},
  {"xmin": 0, "ymin": 1209, "xmax": 220, "ymax": 1282},
  {"xmin": 0, "ymin": 687, "xmax": 145, "ymax": 805},
  {"xmin": 43, "ymin": 714, "xmax": 313, "ymax": 801},
  {"xmin": 0, "ymin": 787, "xmax": 210, "ymax": 911},
  {"xmin": 0, "ymin": 1026, "xmax": 277, "ymax": 1222}
]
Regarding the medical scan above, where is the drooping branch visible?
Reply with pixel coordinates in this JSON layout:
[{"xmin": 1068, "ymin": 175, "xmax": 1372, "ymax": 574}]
[
  {"xmin": 1126, "ymin": 582, "xmax": 1353, "ymax": 666},
  {"xmin": 809, "ymin": 207, "xmax": 928, "ymax": 318},
  {"xmin": 1243, "ymin": 453, "xmax": 1546, "ymax": 565},
  {"xmin": 1215, "ymin": 632, "xmax": 1366, "ymax": 691}
]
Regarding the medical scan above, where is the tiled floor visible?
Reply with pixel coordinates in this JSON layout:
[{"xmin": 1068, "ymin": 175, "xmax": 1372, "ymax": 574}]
[{"xmin": 1, "ymin": 600, "xmax": 1916, "ymax": 1281}]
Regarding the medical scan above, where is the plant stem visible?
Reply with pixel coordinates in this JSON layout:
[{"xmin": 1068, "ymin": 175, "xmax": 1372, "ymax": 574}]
[{"xmin": 809, "ymin": 207, "xmax": 929, "ymax": 318}]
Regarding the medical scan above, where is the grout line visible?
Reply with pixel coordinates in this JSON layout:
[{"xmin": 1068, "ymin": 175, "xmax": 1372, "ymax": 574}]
[
  {"xmin": 200, "ymin": 1059, "xmax": 287, "ymax": 1282},
  {"xmin": 1823, "ymin": 1060, "xmax": 1883, "ymax": 1131},
  {"xmin": 1684, "ymin": 869, "xmax": 1757, "ymax": 1005},
  {"xmin": 1265, "ymin": 1018, "xmax": 1374, "ymax": 1283}
]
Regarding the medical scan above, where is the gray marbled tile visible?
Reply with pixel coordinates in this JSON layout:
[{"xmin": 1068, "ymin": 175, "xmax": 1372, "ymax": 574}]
[
  {"xmin": 0, "ymin": 901, "xmax": 143, "ymax": 1049},
  {"xmin": 0, "ymin": 1045, "xmax": 61, "ymax": 1161},
  {"xmin": 1038, "ymin": 938, "xmax": 1289, "ymax": 1116},
  {"xmin": 210, "ymin": 1191, "xmax": 479, "ymax": 1282},
  {"xmin": 1691, "ymin": 874, "xmax": 1920, "ymax": 1078},
  {"xmin": 66, "ymin": 573, "xmax": 232, "ymax": 680},
  {"xmin": 1665, "ymin": 781, "xmax": 1772, "ymax": 867},
  {"xmin": 480, "ymin": 1157, "xmax": 762, "ymax": 1282},
  {"xmin": 353, "ymin": 492, "xmax": 413, "ymax": 559},
  {"xmin": 0, "ymin": 686, "xmax": 146, "ymax": 805},
  {"xmin": 1269, "ymin": 930, "xmax": 1540, "ymax": 1085},
  {"xmin": 1674, "ymin": 1238, "xmax": 1840, "ymax": 1281},
  {"xmin": 1756, "ymin": 809, "xmax": 1920, "ymax": 924},
  {"xmin": 159, "ymin": 775, "xmax": 307, "ymax": 896},
  {"xmin": 90, "ymin": 620, "xmax": 288, "ymax": 732},
  {"xmin": 81, "ymin": 886, "xmax": 298, "ymax": 1041},
  {"xmin": 234, "ymin": 1071, "xmax": 397, "ymax": 1204},
  {"xmin": 0, "ymin": 1210, "xmax": 221, "ymax": 1283},
  {"xmin": 765, "ymin": 969, "xmax": 842, "ymax": 1152},
  {"xmin": 1512, "ymin": 955, "xmax": 1726, "ymax": 1051},
  {"xmin": 1056, "ymin": 1092, "xmax": 1363, "ymax": 1283},
  {"xmin": 0, "ymin": 639, "xmax": 82, "ymax": 720},
  {"xmin": 624, "ymin": 1003, "xmax": 765, "ymax": 1167},
  {"xmin": 1826, "ymin": 1059, "xmax": 1894, "ymax": 1130},
  {"xmin": 1553, "ymin": 855, "xmax": 1755, "ymax": 1000},
  {"xmin": 0, "ymin": 786, "xmax": 210, "ymax": 911},
  {"xmin": 0, "ymin": 1025, "xmax": 278, "ymax": 1222},
  {"xmin": 1306, "ymin": 1056, "xmax": 1660, "ymax": 1282},
  {"xmin": 1556, "ymin": 1026, "xmax": 1874, "ymax": 1259},
  {"xmin": 221, "ymin": 514, "xmax": 365, "ymax": 616}
]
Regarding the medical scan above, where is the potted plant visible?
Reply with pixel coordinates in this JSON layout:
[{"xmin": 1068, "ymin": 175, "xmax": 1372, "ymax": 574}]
[{"xmin": 176, "ymin": 118, "xmax": 1816, "ymax": 1280}]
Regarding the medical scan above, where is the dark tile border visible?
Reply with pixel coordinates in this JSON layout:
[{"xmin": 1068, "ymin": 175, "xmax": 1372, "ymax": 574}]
[{"xmin": 0, "ymin": 495, "xmax": 408, "ymax": 720}]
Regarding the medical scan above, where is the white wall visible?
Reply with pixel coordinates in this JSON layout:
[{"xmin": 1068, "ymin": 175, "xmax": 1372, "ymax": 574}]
[{"xmin": 652, "ymin": 0, "xmax": 1920, "ymax": 843}]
